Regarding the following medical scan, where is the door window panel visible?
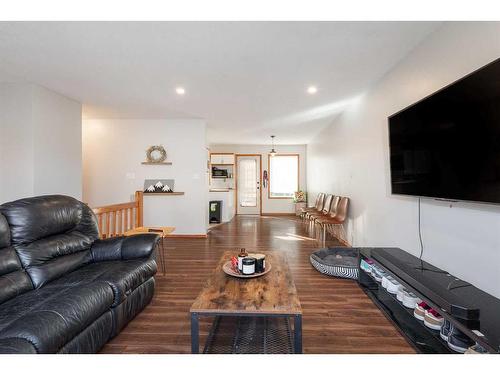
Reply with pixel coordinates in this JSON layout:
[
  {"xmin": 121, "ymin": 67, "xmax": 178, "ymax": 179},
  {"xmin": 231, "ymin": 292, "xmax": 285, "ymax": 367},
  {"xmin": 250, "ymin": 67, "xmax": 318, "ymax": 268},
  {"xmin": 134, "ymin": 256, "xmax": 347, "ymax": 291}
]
[{"xmin": 238, "ymin": 159, "xmax": 257, "ymax": 207}]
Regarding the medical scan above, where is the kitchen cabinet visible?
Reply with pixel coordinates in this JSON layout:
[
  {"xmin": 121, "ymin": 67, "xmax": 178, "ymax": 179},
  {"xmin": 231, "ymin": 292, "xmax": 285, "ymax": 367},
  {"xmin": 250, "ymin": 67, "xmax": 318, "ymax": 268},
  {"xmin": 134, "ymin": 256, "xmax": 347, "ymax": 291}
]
[{"xmin": 210, "ymin": 153, "xmax": 235, "ymax": 165}]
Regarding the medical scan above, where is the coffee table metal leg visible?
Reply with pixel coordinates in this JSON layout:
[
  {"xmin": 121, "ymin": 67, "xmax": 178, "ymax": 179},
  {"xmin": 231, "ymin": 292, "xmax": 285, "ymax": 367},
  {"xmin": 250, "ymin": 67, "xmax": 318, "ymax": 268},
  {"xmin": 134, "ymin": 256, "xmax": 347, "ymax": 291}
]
[
  {"xmin": 161, "ymin": 237, "xmax": 166, "ymax": 275},
  {"xmin": 294, "ymin": 314, "xmax": 302, "ymax": 354},
  {"xmin": 191, "ymin": 312, "xmax": 199, "ymax": 354},
  {"xmin": 155, "ymin": 241, "xmax": 161, "ymax": 274},
  {"xmin": 155, "ymin": 238, "xmax": 166, "ymax": 276}
]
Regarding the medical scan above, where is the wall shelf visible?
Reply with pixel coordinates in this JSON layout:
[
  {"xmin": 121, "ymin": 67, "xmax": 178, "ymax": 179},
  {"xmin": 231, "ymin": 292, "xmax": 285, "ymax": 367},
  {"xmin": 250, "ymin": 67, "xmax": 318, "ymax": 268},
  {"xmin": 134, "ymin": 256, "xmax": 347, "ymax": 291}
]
[
  {"xmin": 143, "ymin": 192, "xmax": 185, "ymax": 196},
  {"xmin": 141, "ymin": 162, "xmax": 173, "ymax": 165}
]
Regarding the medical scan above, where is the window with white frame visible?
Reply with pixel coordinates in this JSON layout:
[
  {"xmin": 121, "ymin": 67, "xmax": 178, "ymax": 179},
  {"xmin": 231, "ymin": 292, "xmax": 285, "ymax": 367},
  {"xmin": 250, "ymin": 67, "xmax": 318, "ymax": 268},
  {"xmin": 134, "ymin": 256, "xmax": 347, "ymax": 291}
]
[{"xmin": 269, "ymin": 154, "xmax": 299, "ymax": 198}]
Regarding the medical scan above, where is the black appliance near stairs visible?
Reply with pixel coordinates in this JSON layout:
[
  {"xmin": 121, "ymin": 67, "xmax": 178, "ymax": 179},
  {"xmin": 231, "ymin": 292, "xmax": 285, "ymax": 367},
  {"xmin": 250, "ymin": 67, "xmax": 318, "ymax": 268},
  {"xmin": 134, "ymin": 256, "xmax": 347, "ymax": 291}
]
[{"xmin": 209, "ymin": 200, "xmax": 222, "ymax": 224}]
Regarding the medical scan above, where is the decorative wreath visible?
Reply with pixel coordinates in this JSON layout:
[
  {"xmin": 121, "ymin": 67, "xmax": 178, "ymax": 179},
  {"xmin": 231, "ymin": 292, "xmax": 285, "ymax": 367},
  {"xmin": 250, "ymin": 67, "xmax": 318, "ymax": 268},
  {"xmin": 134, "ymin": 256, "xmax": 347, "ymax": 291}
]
[{"xmin": 146, "ymin": 145, "xmax": 167, "ymax": 163}]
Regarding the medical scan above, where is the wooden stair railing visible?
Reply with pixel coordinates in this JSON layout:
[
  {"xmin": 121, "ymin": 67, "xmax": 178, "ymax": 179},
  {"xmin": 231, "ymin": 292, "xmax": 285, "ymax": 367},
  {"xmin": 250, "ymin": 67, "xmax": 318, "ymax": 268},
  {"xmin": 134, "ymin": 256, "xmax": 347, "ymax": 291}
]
[{"xmin": 92, "ymin": 191, "xmax": 144, "ymax": 239}]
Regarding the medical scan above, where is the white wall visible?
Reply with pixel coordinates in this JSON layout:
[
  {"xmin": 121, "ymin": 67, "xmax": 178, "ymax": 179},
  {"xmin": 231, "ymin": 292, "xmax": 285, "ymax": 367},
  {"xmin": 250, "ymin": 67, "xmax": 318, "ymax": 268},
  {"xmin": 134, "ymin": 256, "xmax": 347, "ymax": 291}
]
[
  {"xmin": 210, "ymin": 144, "xmax": 306, "ymax": 214},
  {"xmin": 0, "ymin": 83, "xmax": 82, "ymax": 203},
  {"xmin": 0, "ymin": 84, "xmax": 34, "ymax": 202},
  {"xmin": 32, "ymin": 85, "xmax": 82, "ymax": 198},
  {"xmin": 83, "ymin": 119, "xmax": 208, "ymax": 235},
  {"xmin": 306, "ymin": 22, "xmax": 500, "ymax": 298}
]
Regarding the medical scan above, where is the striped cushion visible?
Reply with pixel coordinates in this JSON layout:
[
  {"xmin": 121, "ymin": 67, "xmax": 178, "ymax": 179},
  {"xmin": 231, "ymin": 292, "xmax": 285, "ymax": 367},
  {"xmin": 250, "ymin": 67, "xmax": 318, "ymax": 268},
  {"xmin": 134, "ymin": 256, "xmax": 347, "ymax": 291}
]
[{"xmin": 310, "ymin": 247, "xmax": 359, "ymax": 280}]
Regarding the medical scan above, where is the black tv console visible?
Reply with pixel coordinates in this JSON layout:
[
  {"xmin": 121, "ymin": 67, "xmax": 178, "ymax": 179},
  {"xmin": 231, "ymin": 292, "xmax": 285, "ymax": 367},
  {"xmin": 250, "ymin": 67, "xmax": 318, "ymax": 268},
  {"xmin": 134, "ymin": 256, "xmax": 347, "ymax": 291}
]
[{"xmin": 356, "ymin": 247, "xmax": 500, "ymax": 354}]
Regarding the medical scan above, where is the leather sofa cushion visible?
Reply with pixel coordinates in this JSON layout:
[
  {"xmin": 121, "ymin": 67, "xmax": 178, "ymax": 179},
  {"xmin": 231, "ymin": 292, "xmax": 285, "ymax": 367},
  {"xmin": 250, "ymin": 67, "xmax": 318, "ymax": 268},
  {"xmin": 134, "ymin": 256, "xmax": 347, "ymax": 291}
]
[
  {"xmin": 0, "ymin": 337, "xmax": 37, "ymax": 354},
  {"xmin": 0, "ymin": 195, "xmax": 98, "ymax": 245},
  {"xmin": 0, "ymin": 246, "xmax": 22, "ymax": 276},
  {"xmin": 15, "ymin": 231, "xmax": 94, "ymax": 288},
  {"xmin": 48, "ymin": 258, "xmax": 157, "ymax": 306},
  {"xmin": 0, "ymin": 214, "xmax": 10, "ymax": 248},
  {"xmin": 0, "ymin": 236, "xmax": 34, "ymax": 304},
  {"xmin": 0, "ymin": 195, "xmax": 100, "ymax": 289},
  {"xmin": 0, "ymin": 281, "xmax": 113, "ymax": 353},
  {"xmin": 14, "ymin": 231, "xmax": 94, "ymax": 267},
  {"xmin": 57, "ymin": 310, "xmax": 113, "ymax": 354},
  {"xmin": 0, "ymin": 270, "xmax": 33, "ymax": 304}
]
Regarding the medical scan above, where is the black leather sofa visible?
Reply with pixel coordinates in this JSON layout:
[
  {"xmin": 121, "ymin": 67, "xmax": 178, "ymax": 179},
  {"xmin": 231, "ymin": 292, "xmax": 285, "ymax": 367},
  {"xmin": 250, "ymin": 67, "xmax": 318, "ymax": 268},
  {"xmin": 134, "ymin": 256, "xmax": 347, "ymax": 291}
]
[{"xmin": 0, "ymin": 195, "xmax": 159, "ymax": 353}]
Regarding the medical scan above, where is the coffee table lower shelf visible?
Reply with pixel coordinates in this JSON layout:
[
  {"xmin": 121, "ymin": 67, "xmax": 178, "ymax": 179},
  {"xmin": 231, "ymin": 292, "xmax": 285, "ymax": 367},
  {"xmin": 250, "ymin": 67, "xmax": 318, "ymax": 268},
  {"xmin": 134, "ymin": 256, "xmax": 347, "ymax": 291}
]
[
  {"xmin": 202, "ymin": 316, "xmax": 294, "ymax": 354},
  {"xmin": 191, "ymin": 312, "xmax": 302, "ymax": 354}
]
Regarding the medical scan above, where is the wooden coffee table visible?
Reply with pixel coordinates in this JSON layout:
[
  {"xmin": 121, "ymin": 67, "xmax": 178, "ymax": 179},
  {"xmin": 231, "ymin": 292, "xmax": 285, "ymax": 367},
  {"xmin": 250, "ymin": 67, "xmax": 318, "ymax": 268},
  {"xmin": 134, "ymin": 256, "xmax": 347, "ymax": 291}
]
[{"xmin": 190, "ymin": 251, "xmax": 303, "ymax": 353}]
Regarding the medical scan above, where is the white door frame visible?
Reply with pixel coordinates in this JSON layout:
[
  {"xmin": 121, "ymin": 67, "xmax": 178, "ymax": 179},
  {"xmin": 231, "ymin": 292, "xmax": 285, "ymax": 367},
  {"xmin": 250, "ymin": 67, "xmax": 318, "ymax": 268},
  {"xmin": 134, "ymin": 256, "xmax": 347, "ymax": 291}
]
[{"xmin": 235, "ymin": 154, "xmax": 262, "ymax": 215}]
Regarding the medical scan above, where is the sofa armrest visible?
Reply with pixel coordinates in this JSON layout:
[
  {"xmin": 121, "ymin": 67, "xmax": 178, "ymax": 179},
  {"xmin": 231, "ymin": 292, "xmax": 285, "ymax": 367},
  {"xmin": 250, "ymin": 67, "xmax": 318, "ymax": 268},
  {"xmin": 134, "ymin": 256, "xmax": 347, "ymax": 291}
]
[{"xmin": 91, "ymin": 233, "xmax": 160, "ymax": 262}]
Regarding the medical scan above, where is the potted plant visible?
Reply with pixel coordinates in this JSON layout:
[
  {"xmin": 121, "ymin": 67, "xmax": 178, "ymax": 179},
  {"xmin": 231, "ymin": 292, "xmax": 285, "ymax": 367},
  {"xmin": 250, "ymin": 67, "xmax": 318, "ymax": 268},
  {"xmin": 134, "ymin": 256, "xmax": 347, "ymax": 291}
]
[{"xmin": 293, "ymin": 191, "xmax": 307, "ymax": 216}]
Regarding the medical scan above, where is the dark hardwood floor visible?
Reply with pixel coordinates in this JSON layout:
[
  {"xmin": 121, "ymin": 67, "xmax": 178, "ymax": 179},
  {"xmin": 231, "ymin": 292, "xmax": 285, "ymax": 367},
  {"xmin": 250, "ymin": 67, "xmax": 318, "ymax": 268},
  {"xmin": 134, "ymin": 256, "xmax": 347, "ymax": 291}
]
[{"xmin": 101, "ymin": 215, "xmax": 415, "ymax": 354}]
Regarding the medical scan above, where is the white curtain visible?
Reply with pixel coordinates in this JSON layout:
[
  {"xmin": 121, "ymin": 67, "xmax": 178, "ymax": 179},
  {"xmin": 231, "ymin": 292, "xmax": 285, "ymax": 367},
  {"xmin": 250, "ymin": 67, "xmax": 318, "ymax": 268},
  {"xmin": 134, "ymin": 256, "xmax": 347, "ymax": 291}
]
[{"xmin": 270, "ymin": 155, "xmax": 298, "ymax": 197}]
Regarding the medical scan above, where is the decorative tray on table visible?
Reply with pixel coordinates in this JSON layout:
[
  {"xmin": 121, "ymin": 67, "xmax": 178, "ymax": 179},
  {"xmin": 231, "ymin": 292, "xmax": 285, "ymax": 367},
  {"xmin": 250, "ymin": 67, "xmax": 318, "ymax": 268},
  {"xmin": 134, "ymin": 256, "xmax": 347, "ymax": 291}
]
[{"xmin": 222, "ymin": 261, "xmax": 272, "ymax": 279}]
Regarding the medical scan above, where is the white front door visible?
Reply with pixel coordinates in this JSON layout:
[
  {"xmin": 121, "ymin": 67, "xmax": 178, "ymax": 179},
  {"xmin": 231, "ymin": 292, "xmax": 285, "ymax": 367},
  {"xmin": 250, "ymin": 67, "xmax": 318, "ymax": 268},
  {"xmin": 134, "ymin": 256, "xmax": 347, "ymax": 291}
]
[{"xmin": 236, "ymin": 155, "xmax": 261, "ymax": 215}]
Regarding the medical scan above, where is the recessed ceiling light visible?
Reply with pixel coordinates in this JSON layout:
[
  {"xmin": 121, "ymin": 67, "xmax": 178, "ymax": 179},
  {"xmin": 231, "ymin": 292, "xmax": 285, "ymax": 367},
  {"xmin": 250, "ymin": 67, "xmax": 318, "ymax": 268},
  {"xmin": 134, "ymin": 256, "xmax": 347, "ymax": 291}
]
[
  {"xmin": 307, "ymin": 86, "xmax": 318, "ymax": 95},
  {"xmin": 175, "ymin": 87, "xmax": 186, "ymax": 95}
]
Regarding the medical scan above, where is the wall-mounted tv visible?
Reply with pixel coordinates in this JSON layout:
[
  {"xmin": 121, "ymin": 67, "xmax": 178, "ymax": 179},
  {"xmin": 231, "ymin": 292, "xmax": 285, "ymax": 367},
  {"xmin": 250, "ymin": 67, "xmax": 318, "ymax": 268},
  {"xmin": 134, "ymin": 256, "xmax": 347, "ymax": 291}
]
[{"xmin": 388, "ymin": 58, "xmax": 500, "ymax": 204}]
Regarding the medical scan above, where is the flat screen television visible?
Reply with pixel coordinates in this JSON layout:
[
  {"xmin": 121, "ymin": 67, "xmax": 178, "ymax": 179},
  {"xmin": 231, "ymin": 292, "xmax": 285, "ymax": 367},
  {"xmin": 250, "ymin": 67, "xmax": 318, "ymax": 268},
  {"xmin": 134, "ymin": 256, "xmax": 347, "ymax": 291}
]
[{"xmin": 388, "ymin": 58, "xmax": 500, "ymax": 204}]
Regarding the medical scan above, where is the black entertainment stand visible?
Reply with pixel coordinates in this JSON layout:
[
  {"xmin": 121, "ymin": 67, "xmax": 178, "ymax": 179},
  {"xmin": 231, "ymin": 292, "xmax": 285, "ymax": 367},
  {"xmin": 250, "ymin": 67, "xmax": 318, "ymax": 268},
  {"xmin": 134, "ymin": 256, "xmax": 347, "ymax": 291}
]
[{"xmin": 356, "ymin": 247, "xmax": 500, "ymax": 354}]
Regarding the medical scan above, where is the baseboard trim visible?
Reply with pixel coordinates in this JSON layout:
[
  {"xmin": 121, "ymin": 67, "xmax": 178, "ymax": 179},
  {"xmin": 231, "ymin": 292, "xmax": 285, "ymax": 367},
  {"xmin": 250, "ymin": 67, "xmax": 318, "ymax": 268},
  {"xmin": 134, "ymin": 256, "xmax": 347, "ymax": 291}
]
[
  {"xmin": 165, "ymin": 234, "xmax": 208, "ymax": 239},
  {"xmin": 261, "ymin": 213, "xmax": 295, "ymax": 216}
]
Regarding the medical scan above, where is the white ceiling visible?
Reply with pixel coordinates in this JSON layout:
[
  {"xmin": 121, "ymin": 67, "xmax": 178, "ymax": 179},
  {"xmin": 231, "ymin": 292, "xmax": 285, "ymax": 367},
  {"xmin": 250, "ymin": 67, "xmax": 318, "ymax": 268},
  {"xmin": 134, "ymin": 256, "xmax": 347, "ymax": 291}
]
[{"xmin": 0, "ymin": 22, "xmax": 441, "ymax": 144}]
